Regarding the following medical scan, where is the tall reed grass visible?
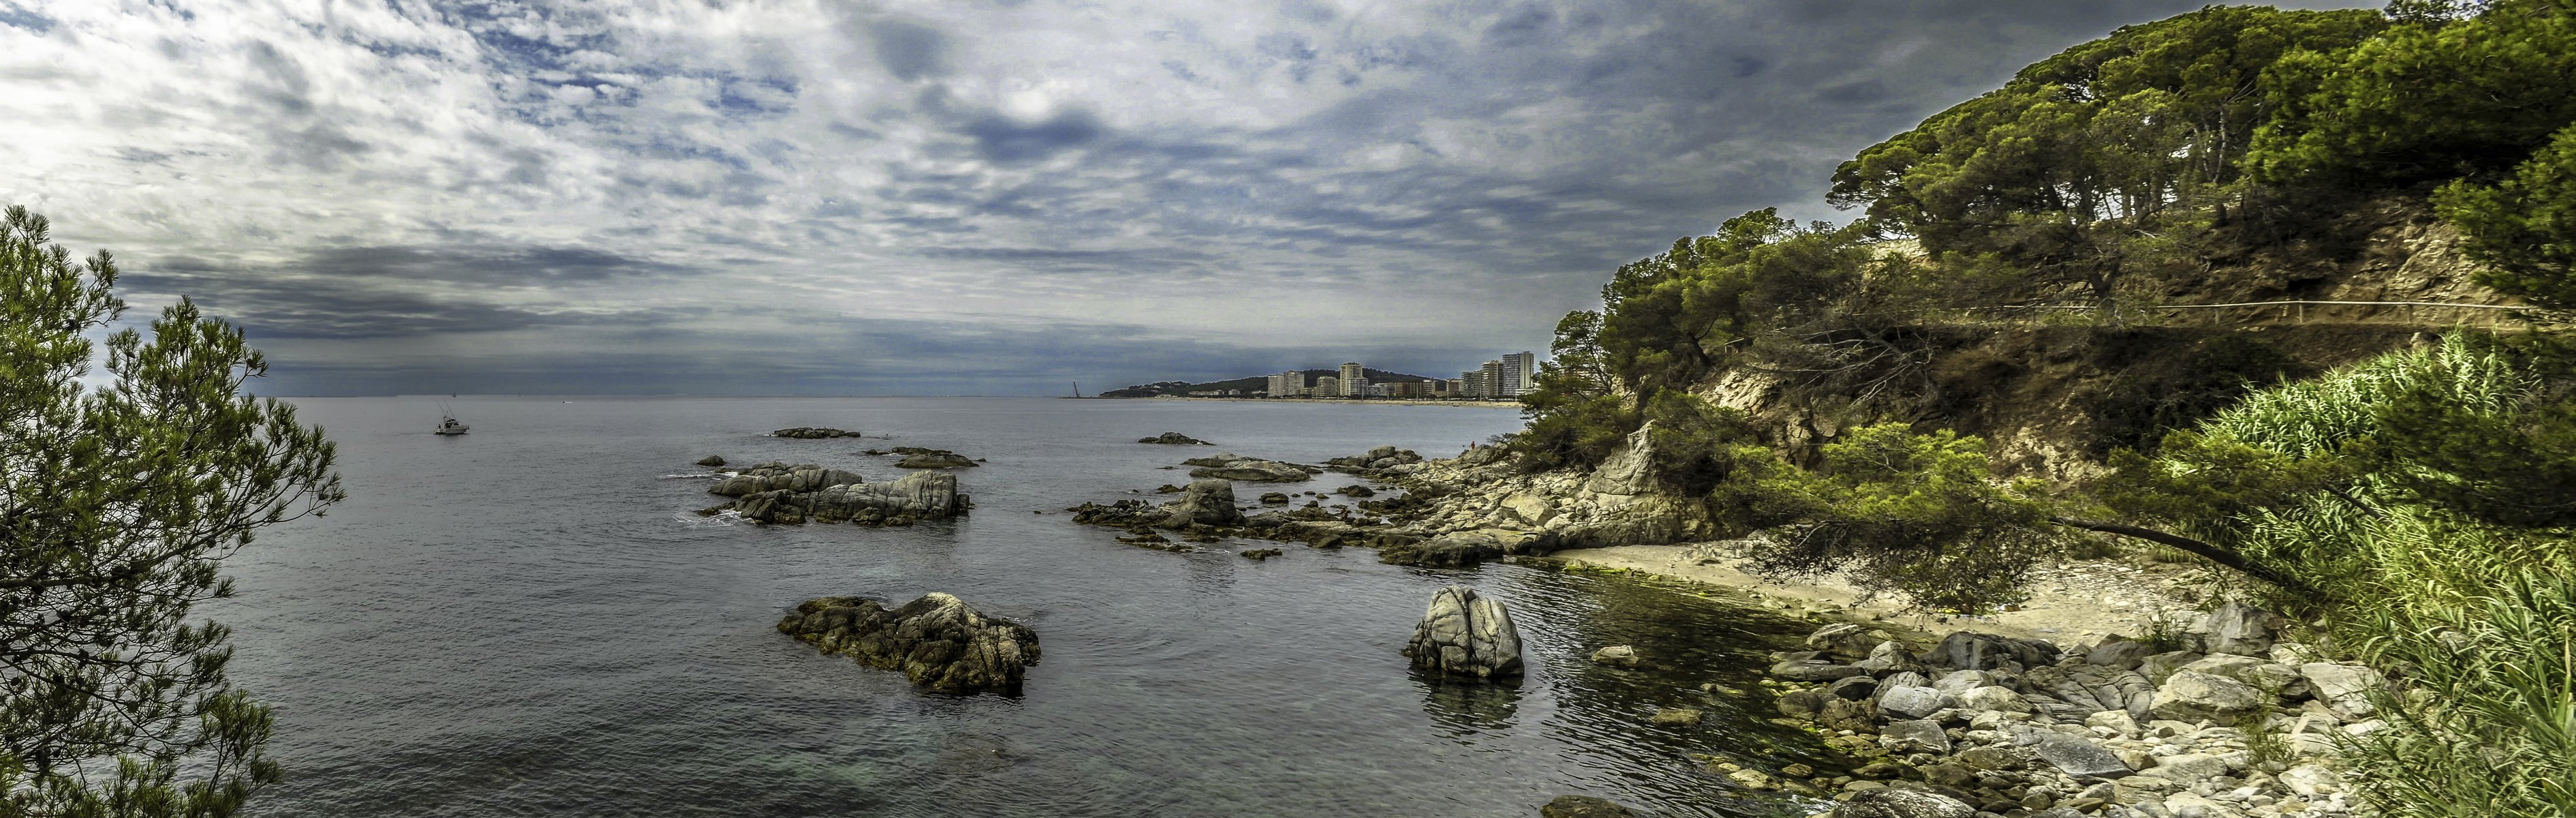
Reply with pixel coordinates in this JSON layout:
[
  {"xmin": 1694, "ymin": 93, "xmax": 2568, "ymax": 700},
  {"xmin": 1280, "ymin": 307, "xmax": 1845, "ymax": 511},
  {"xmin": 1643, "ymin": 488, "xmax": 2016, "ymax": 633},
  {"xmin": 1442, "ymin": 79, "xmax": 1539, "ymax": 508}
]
[{"xmin": 2158, "ymin": 334, "xmax": 2574, "ymax": 817}]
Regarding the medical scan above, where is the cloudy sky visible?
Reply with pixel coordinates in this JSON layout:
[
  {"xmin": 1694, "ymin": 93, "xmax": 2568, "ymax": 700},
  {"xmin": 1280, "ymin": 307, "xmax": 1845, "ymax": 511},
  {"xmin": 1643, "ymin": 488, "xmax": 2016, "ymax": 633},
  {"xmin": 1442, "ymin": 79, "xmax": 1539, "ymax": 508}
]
[{"xmin": 2, "ymin": 0, "xmax": 2374, "ymax": 395}]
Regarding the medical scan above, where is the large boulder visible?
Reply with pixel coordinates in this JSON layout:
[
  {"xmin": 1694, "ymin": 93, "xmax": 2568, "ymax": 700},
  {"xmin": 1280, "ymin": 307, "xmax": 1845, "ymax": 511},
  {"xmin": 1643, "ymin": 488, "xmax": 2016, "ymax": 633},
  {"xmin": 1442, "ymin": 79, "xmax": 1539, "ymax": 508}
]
[
  {"xmin": 2201, "ymin": 601, "xmax": 2285, "ymax": 656},
  {"xmin": 709, "ymin": 462, "xmax": 867, "ymax": 496},
  {"xmin": 1771, "ymin": 658, "xmax": 1871, "ymax": 682},
  {"xmin": 1156, "ymin": 479, "xmax": 1243, "ymax": 528},
  {"xmin": 1188, "ymin": 458, "xmax": 1316, "ymax": 482},
  {"xmin": 1877, "ymin": 685, "xmax": 1957, "ymax": 719},
  {"xmin": 1807, "ymin": 623, "xmax": 1891, "ymax": 661},
  {"xmin": 1138, "ymin": 431, "xmax": 1213, "ymax": 444},
  {"xmin": 696, "ymin": 455, "xmax": 726, "ymax": 467},
  {"xmin": 1927, "ymin": 631, "xmax": 2061, "ymax": 671},
  {"xmin": 2300, "ymin": 663, "xmax": 2391, "ymax": 718},
  {"xmin": 1836, "ymin": 788, "xmax": 1977, "ymax": 818},
  {"xmin": 2150, "ymin": 670, "xmax": 2266, "ymax": 725},
  {"xmin": 776, "ymin": 593, "xmax": 1038, "ymax": 695},
  {"xmin": 1880, "ymin": 718, "xmax": 1951, "ymax": 754},
  {"xmin": 1403, "ymin": 585, "xmax": 1525, "ymax": 680},
  {"xmin": 2086, "ymin": 637, "xmax": 2156, "ymax": 670},
  {"xmin": 2013, "ymin": 725, "xmax": 2134, "ymax": 781},
  {"xmin": 1858, "ymin": 640, "xmax": 1928, "ymax": 676}
]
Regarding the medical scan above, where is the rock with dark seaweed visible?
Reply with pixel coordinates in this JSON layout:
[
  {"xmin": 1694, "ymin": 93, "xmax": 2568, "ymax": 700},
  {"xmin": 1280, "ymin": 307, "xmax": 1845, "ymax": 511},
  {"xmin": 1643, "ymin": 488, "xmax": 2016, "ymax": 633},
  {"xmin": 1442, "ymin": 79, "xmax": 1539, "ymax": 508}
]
[
  {"xmin": 776, "ymin": 593, "xmax": 1038, "ymax": 695},
  {"xmin": 773, "ymin": 427, "xmax": 861, "ymax": 439},
  {"xmin": 1138, "ymin": 431, "xmax": 1214, "ymax": 445}
]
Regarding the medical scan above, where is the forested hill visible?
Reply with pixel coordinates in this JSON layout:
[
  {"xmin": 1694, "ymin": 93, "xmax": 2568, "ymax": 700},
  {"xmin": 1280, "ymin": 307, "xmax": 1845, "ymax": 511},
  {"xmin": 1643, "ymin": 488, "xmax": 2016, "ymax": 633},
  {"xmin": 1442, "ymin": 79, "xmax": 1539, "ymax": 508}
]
[
  {"xmin": 1097, "ymin": 367, "xmax": 1442, "ymax": 397},
  {"xmin": 1488, "ymin": 7, "xmax": 2576, "ymax": 813},
  {"xmin": 1518, "ymin": 0, "xmax": 2576, "ymax": 479}
]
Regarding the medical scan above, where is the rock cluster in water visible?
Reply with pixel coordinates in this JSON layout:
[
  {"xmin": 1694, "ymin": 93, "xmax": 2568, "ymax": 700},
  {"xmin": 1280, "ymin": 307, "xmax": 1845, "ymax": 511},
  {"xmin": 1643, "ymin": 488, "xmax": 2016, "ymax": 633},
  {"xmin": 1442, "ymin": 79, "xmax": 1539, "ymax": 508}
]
[
  {"xmin": 1181, "ymin": 453, "xmax": 1318, "ymax": 483},
  {"xmin": 1138, "ymin": 431, "xmax": 1213, "ymax": 444},
  {"xmin": 772, "ymin": 427, "xmax": 860, "ymax": 438},
  {"xmin": 777, "ymin": 593, "xmax": 1039, "ymax": 695},
  {"xmin": 1403, "ymin": 585, "xmax": 1524, "ymax": 681},
  {"xmin": 1759, "ymin": 602, "xmax": 2383, "ymax": 818},
  {"xmin": 1326, "ymin": 444, "xmax": 1424, "ymax": 475},
  {"xmin": 888, "ymin": 446, "xmax": 977, "ymax": 468},
  {"xmin": 704, "ymin": 461, "xmax": 965, "ymax": 524}
]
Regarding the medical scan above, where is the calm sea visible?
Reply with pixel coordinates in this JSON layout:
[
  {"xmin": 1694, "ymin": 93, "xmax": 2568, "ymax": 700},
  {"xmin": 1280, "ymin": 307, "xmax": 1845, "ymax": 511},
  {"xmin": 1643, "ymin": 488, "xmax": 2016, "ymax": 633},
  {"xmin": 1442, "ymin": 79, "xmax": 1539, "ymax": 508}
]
[{"xmin": 211, "ymin": 397, "xmax": 1830, "ymax": 818}]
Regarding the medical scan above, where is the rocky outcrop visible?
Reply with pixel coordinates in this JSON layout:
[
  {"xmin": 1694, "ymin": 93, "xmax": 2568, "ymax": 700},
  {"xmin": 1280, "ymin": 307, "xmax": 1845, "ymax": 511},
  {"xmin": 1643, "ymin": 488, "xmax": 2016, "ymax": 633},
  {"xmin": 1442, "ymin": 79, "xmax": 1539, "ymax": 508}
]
[
  {"xmin": 1138, "ymin": 431, "xmax": 1213, "ymax": 444},
  {"xmin": 1186, "ymin": 457, "xmax": 1316, "ymax": 482},
  {"xmin": 775, "ymin": 593, "xmax": 1039, "ymax": 695},
  {"xmin": 773, "ymin": 427, "xmax": 860, "ymax": 438},
  {"xmin": 891, "ymin": 447, "xmax": 977, "ymax": 469},
  {"xmin": 1403, "ymin": 585, "xmax": 1524, "ymax": 681},
  {"xmin": 696, "ymin": 455, "xmax": 726, "ymax": 467},
  {"xmin": 707, "ymin": 462, "xmax": 965, "ymax": 524},
  {"xmin": 711, "ymin": 462, "xmax": 869, "ymax": 496}
]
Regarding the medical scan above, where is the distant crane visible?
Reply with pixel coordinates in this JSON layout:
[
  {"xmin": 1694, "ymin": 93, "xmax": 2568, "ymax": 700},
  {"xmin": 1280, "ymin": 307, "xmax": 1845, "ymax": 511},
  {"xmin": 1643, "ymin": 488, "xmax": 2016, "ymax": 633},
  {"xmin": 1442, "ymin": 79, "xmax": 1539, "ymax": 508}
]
[{"xmin": 1070, "ymin": 380, "xmax": 1081, "ymax": 398}]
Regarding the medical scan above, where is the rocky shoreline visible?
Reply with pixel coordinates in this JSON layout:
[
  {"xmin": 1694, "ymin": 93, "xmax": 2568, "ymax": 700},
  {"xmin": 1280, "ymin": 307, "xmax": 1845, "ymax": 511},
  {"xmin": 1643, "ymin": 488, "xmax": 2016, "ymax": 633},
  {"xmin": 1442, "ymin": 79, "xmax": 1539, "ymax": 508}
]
[
  {"xmin": 1748, "ymin": 605, "xmax": 2380, "ymax": 818},
  {"xmin": 1047, "ymin": 434, "xmax": 2406, "ymax": 818}
]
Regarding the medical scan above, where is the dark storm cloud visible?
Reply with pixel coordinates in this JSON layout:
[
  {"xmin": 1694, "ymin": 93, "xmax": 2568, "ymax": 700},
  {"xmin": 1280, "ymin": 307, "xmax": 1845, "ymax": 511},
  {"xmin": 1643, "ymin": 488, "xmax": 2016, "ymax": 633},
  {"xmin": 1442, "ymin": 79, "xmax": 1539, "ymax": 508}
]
[
  {"xmin": 125, "ymin": 245, "xmax": 693, "ymax": 337},
  {"xmin": 962, "ymin": 109, "xmax": 1107, "ymax": 163},
  {"xmin": 869, "ymin": 20, "xmax": 952, "ymax": 80}
]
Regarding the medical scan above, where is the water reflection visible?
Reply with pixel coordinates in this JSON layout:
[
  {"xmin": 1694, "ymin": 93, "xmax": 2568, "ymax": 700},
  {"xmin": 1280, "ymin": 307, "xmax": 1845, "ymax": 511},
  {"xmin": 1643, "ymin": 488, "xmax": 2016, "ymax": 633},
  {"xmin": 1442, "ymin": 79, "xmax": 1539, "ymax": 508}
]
[{"xmin": 1416, "ymin": 674, "xmax": 1523, "ymax": 736}]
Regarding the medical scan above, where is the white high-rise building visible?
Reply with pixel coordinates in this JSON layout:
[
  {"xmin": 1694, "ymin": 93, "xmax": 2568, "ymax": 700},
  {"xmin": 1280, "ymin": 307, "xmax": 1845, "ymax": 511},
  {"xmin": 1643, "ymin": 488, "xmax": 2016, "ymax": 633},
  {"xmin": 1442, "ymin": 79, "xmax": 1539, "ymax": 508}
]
[
  {"xmin": 1501, "ymin": 352, "xmax": 1536, "ymax": 397},
  {"xmin": 1314, "ymin": 375, "xmax": 1339, "ymax": 397},
  {"xmin": 1338, "ymin": 362, "xmax": 1366, "ymax": 397}
]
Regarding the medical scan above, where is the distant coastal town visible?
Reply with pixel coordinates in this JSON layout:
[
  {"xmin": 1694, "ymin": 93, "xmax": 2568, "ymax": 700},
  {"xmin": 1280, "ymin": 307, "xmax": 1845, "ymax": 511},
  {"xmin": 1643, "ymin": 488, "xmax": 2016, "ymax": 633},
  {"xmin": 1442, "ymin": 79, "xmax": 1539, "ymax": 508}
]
[{"xmin": 1096, "ymin": 352, "xmax": 1538, "ymax": 400}]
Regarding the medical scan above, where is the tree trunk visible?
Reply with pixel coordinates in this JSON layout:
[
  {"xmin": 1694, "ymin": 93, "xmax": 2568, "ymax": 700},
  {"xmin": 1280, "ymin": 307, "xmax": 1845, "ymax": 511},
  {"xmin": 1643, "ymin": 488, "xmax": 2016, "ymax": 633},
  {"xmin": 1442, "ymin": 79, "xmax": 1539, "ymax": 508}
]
[{"xmin": 2049, "ymin": 516, "xmax": 2330, "ymax": 601}]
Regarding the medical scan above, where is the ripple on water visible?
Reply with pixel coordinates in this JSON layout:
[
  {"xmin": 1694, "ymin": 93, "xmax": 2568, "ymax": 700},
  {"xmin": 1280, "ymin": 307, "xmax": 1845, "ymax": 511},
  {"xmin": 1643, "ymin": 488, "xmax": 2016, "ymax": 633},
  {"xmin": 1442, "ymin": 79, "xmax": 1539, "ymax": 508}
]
[{"xmin": 216, "ymin": 397, "xmax": 1841, "ymax": 817}]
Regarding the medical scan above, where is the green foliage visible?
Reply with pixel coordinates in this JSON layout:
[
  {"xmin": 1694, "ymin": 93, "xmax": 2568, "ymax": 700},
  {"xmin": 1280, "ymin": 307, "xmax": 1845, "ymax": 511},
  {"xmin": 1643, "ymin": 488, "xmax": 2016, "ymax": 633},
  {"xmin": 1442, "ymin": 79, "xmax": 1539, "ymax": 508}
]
[
  {"xmin": 2085, "ymin": 333, "xmax": 2306, "ymax": 455},
  {"xmin": 2341, "ymin": 571, "xmax": 2576, "ymax": 817},
  {"xmin": 1639, "ymin": 391, "xmax": 1763, "ymax": 497},
  {"xmin": 1738, "ymin": 425, "xmax": 2060, "ymax": 612},
  {"xmin": 2109, "ymin": 333, "xmax": 2576, "ymax": 816},
  {"xmin": 1832, "ymin": 6, "xmax": 2385, "ymax": 303},
  {"xmin": 2435, "ymin": 122, "xmax": 2576, "ymax": 308},
  {"xmin": 1, "ymin": 206, "xmax": 343, "ymax": 817},
  {"xmin": 2250, "ymin": 0, "xmax": 2576, "ymax": 188}
]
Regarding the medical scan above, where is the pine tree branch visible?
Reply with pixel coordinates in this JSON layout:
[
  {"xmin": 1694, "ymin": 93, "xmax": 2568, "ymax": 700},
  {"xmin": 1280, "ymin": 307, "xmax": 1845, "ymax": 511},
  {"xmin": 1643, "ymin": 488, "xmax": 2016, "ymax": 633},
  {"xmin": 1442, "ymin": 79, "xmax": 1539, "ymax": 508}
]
[{"xmin": 2048, "ymin": 515, "xmax": 2331, "ymax": 601}]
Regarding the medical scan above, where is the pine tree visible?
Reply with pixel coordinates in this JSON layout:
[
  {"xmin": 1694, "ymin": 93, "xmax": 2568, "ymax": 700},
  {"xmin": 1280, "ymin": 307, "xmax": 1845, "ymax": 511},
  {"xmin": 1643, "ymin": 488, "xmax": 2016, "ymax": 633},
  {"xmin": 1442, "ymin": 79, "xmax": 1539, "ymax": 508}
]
[{"xmin": 1, "ymin": 206, "xmax": 343, "ymax": 817}]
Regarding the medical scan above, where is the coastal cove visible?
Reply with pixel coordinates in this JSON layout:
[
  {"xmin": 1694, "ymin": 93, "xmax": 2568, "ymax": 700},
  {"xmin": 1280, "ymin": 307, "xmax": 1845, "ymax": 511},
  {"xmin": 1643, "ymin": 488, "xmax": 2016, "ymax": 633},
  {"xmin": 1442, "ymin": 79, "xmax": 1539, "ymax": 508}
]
[{"xmin": 209, "ymin": 396, "xmax": 1837, "ymax": 818}]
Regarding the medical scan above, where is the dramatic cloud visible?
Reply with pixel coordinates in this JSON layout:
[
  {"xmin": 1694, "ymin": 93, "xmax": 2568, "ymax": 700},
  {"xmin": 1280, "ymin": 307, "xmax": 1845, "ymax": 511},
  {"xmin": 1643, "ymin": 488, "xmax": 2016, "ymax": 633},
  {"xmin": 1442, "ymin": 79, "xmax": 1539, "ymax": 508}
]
[{"xmin": 0, "ymin": 0, "xmax": 2376, "ymax": 395}]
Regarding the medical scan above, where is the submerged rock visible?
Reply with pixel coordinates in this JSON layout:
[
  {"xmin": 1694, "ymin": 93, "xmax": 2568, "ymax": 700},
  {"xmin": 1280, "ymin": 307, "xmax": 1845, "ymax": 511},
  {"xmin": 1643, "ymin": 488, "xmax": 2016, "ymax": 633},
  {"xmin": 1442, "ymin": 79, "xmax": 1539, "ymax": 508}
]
[
  {"xmin": 1590, "ymin": 645, "xmax": 1641, "ymax": 667},
  {"xmin": 1538, "ymin": 795, "xmax": 1636, "ymax": 818},
  {"xmin": 1404, "ymin": 585, "xmax": 1525, "ymax": 681},
  {"xmin": 1138, "ymin": 431, "xmax": 1213, "ymax": 444},
  {"xmin": 1186, "ymin": 458, "xmax": 1316, "ymax": 482},
  {"xmin": 776, "ymin": 592, "xmax": 1039, "ymax": 695},
  {"xmin": 1835, "ymin": 787, "xmax": 1976, "ymax": 818}
]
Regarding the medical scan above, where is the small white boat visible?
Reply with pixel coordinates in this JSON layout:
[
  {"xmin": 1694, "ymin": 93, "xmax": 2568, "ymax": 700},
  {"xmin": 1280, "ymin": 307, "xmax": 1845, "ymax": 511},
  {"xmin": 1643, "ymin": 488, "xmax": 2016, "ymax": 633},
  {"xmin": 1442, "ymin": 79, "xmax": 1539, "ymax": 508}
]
[{"xmin": 433, "ymin": 415, "xmax": 470, "ymax": 436}]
